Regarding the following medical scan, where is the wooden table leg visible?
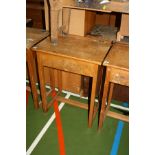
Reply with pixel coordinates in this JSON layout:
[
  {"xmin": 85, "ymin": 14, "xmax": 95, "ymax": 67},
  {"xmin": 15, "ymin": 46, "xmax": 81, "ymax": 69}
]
[
  {"xmin": 26, "ymin": 50, "xmax": 39, "ymax": 109},
  {"xmin": 49, "ymin": 68, "xmax": 55, "ymax": 90},
  {"xmin": 37, "ymin": 53, "xmax": 48, "ymax": 112},
  {"xmin": 98, "ymin": 67, "xmax": 111, "ymax": 129},
  {"xmin": 88, "ymin": 66, "xmax": 98, "ymax": 128},
  {"xmin": 49, "ymin": 69, "xmax": 62, "ymax": 93},
  {"xmin": 62, "ymin": 8, "xmax": 71, "ymax": 35},
  {"xmin": 44, "ymin": 0, "xmax": 49, "ymax": 31},
  {"xmin": 106, "ymin": 82, "xmax": 114, "ymax": 110},
  {"xmin": 57, "ymin": 70, "xmax": 62, "ymax": 92}
]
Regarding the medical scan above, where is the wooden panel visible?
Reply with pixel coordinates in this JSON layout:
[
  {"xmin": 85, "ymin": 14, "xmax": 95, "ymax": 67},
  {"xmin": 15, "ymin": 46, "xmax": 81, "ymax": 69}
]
[
  {"xmin": 84, "ymin": 11, "xmax": 96, "ymax": 35},
  {"xmin": 113, "ymin": 84, "xmax": 129, "ymax": 102},
  {"xmin": 110, "ymin": 67, "xmax": 129, "ymax": 86},
  {"xmin": 39, "ymin": 52, "xmax": 98, "ymax": 77},
  {"xmin": 95, "ymin": 13, "xmax": 111, "ymax": 26},
  {"xmin": 119, "ymin": 13, "xmax": 129, "ymax": 36},
  {"xmin": 109, "ymin": 14, "xmax": 116, "ymax": 27},
  {"xmin": 95, "ymin": 13, "xmax": 117, "ymax": 27},
  {"xmin": 69, "ymin": 9, "xmax": 96, "ymax": 36},
  {"xmin": 44, "ymin": 67, "xmax": 81, "ymax": 94},
  {"xmin": 69, "ymin": 9, "xmax": 85, "ymax": 36},
  {"xmin": 61, "ymin": 72, "xmax": 81, "ymax": 93}
]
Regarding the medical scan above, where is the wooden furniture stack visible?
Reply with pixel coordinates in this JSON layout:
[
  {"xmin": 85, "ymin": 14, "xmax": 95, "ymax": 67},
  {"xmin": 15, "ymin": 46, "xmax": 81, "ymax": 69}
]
[
  {"xmin": 26, "ymin": 0, "xmax": 129, "ymax": 128},
  {"xmin": 27, "ymin": 0, "xmax": 129, "ymax": 99}
]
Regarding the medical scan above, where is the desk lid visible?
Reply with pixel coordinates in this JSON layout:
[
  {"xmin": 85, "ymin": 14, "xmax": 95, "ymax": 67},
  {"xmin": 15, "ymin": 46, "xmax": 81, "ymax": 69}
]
[
  {"xmin": 103, "ymin": 42, "xmax": 129, "ymax": 70},
  {"xmin": 33, "ymin": 35, "xmax": 112, "ymax": 65},
  {"xmin": 26, "ymin": 28, "xmax": 49, "ymax": 49}
]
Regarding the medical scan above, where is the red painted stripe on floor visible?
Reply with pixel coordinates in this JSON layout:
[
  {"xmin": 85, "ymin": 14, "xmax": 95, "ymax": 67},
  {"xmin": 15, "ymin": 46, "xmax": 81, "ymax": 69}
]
[
  {"xmin": 52, "ymin": 90, "xmax": 66, "ymax": 155},
  {"xmin": 26, "ymin": 90, "xmax": 29, "ymax": 106}
]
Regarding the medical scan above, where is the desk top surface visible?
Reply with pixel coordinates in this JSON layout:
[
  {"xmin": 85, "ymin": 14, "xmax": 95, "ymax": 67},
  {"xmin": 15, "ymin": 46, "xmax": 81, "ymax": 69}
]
[
  {"xmin": 103, "ymin": 42, "xmax": 129, "ymax": 70},
  {"xmin": 63, "ymin": 0, "xmax": 129, "ymax": 13},
  {"xmin": 33, "ymin": 35, "xmax": 112, "ymax": 65},
  {"xmin": 26, "ymin": 28, "xmax": 49, "ymax": 49}
]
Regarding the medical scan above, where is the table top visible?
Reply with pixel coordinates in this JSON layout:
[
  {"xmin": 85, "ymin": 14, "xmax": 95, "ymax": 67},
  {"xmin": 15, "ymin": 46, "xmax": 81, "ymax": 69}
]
[
  {"xmin": 103, "ymin": 42, "xmax": 129, "ymax": 70},
  {"xmin": 63, "ymin": 0, "xmax": 129, "ymax": 13},
  {"xmin": 26, "ymin": 28, "xmax": 49, "ymax": 49},
  {"xmin": 33, "ymin": 35, "xmax": 112, "ymax": 65}
]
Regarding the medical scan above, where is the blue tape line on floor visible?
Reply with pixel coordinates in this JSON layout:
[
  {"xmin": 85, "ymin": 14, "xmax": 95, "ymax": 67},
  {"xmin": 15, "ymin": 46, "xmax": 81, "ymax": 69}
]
[
  {"xmin": 110, "ymin": 121, "xmax": 124, "ymax": 155},
  {"xmin": 110, "ymin": 102, "xmax": 128, "ymax": 155}
]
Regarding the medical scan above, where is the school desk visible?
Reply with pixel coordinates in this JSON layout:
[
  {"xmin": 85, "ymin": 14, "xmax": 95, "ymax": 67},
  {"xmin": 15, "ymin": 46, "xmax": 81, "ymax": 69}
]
[
  {"xmin": 26, "ymin": 27, "xmax": 49, "ymax": 109},
  {"xmin": 98, "ymin": 42, "xmax": 129, "ymax": 129},
  {"xmin": 33, "ymin": 34, "xmax": 111, "ymax": 127}
]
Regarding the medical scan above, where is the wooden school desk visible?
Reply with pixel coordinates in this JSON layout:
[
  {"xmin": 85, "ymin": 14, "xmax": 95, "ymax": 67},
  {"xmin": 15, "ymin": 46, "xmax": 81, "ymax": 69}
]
[
  {"xmin": 26, "ymin": 28, "xmax": 49, "ymax": 109},
  {"xmin": 33, "ymin": 35, "xmax": 111, "ymax": 127},
  {"xmin": 98, "ymin": 42, "xmax": 129, "ymax": 129}
]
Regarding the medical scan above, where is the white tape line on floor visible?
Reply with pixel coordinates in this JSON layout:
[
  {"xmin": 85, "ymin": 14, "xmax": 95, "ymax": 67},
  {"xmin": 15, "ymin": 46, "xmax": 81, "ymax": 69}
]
[{"xmin": 26, "ymin": 93, "xmax": 71, "ymax": 155}]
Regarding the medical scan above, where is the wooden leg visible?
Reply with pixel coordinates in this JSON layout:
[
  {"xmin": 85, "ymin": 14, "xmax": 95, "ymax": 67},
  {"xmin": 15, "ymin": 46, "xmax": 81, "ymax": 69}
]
[
  {"xmin": 57, "ymin": 70, "xmax": 62, "ymax": 92},
  {"xmin": 50, "ymin": 9, "xmax": 60, "ymax": 45},
  {"xmin": 37, "ymin": 53, "xmax": 48, "ymax": 112},
  {"xmin": 49, "ymin": 68, "xmax": 55, "ymax": 89},
  {"xmin": 117, "ymin": 31, "xmax": 124, "ymax": 41},
  {"xmin": 106, "ymin": 82, "xmax": 114, "ymax": 111},
  {"xmin": 88, "ymin": 66, "xmax": 98, "ymax": 128},
  {"xmin": 44, "ymin": 0, "xmax": 49, "ymax": 31},
  {"xmin": 62, "ymin": 8, "xmax": 71, "ymax": 35},
  {"xmin": 26, "ymin": 50, "xmax": 39, "ymax": 109},
  {"xmin": 98, "ymin": 67, "xmax": 111, "ymax": 129},
  {"xmin": 116, "ymin": 31, "xmax": 121, "ymax": 41}
]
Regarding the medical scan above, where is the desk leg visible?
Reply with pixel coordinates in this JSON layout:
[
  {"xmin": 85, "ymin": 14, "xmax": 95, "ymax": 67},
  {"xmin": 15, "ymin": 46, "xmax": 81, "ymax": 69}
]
[
  {"xmin": 57, "ymin": 70, "xmax": 62, "ymax": 92},
  {"xmin": 49, "ymin": 68, "xmax": 55, "ymax": 89},
  {"xmin": 44, "ymin": 0, "xmax": 49, "ymax": 31},
  {"xmin": 26, "ymin": 50, "xmax": 39, "ymax": 109},
  {"xmin": 62, "ymin": 8, "xmax": 71, "ymax": 35},
  {"xmin": 88, "ymin": 66, "xmax": 98, "ymax": 128},
  {"xmin": 37, "ymin": 54, "xmax": 48, "ymax": 112},
  {"xmin": 50, "ymin": 69, "xmax": 62, "ymax": 93},
  {"xmin": 101, "ymin": 82, "xmax": 115, "ymax": 120},
  {"xmin": 107, "ymin": 82, "xmax": 114, "ymax": 110},
  {"xmin": 98, "ymin": 67, "xmax": 111, "ymax": 129}
]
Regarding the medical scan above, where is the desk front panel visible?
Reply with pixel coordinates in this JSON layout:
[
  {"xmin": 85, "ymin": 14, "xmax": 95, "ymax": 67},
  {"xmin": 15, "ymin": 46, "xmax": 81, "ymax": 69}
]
[
  {"xmin": 109, "ymin": 67, "xmax": 129, "ymax": 86},
  {"xmin": 37, "ymin": 52, "xmax": 98, "ymax": 77}
]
